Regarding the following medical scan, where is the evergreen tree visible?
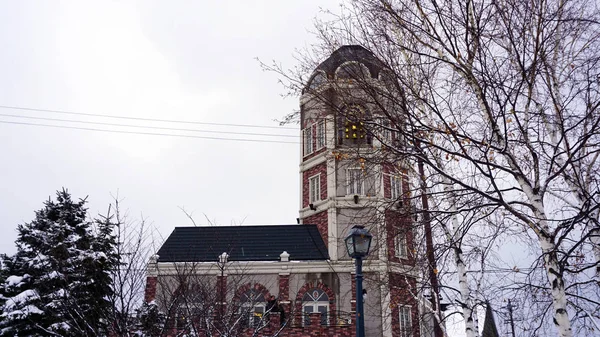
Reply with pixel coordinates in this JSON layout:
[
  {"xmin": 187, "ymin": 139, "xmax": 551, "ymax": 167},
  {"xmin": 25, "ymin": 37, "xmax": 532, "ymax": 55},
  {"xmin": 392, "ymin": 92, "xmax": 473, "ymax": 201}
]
[{"xmin": 0, "ymin": 189, "xmax": 118, "ymax": 336}]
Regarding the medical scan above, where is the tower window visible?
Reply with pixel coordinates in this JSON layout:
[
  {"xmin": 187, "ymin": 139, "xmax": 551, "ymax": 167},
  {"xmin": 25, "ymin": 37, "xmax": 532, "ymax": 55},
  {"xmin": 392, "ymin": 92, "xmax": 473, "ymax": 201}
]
[
  {"xmin": 390, "ymin": 175, "xmax": 402, "ymax": 200},
  {"xmin": 345, "ymin": 120, "xmax": 366, "ymax": 141},
  {"xmin": 346, "ymin": 168, "xmax": 365, "ymax": 196},
  {"xmin": 309, "ymin": 175, "xmax": 321, "ymax": 203},
  {"xmin": 303, "ymin": 125, "xmax": 314, "ymax": 156},
  {"xmin": 399, "ymin": 306, "xmax": 412, "ymax": 337},
  {"xmin": 337, "ymin": 104, "xmax": 372, "ymax": 146},
  {"xmin": 308, "ymin": 71, "xmax": 327, "ymax": 91},
  {"xmin": 316, "ymin": 121, "xmax": 326, "ymax": 150},
  {"xmin": 395, "ymin": 233, "xmax": 408, "ymax": 259}
]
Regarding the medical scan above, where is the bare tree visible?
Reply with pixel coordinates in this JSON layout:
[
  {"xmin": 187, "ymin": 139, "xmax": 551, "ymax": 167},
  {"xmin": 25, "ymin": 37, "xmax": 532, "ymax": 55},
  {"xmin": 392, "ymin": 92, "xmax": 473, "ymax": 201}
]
[
  {"xmin": 104, "ymin": 197, "xmax": 155, "ymax": 337},
  {"xmin": 263, "ymin": 0, "xmax": 600, "ymax": 336}
]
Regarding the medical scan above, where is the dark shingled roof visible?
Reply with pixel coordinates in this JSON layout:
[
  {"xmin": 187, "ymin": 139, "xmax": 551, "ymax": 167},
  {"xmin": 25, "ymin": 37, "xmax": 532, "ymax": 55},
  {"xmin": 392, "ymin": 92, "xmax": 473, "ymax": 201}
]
[
  {"xmin": 315, "ymin": 45, "xmax": 386, "ymax": 78},
  {"xmin": 156, "ymin": 225, "xmax": 329, "ymax": 262}
]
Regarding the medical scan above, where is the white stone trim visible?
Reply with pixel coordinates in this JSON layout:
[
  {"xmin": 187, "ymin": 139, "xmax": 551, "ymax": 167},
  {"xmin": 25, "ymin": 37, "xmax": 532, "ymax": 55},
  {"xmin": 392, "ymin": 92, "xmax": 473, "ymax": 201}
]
[
  {"xmin": 153, "ymin": 259, "xmax": 412, "ymax": 277},
  {"xmin": 300, "ymin": 150, "xmax": 327, "ymax": 171}
]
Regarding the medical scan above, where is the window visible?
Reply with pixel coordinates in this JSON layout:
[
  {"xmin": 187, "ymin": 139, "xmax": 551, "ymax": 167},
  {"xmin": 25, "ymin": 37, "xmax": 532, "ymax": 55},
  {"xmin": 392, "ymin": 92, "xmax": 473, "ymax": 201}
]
[
  {"xmin": 390, "ymin": 175, "xmax": 402, "ymax": 200},
  {"xmin": 399, "ymin": 306, "xmax": 412, "ymax": 337},
  {"xmin": 337, "ymin": 105, "xmax": 372, "ymax": 146},
  {"xmin": 395, "ymin": 233, "xmax": 408, "ymax": 258},
  {"xmin": 335, "ymin": 62, "xmax": 370, "ymax": 80},
  {"xmin": 379, "ymin": 118, "xmax": 391, "ymax": 142},
  {"xmin": 316, "ymin": 121, "xmax": 326, "ymax": 150},
  {"xmin": 174, "ymin": 285, "xmax": 208, "ymax": 330},
  {"xmin": 308, "ymin": 71, "xmax": 327, "ymax": 91},
  {"xmin": 302, "ymin": 288, "xmax": 329, "ymax": 326},
  {"xmin": 239, "ymin": 290, "xmax": 266, "ymax": 328},
  {"xmin": 309, "ymin": 175, "xmax": 321, "ymax": 203},
  {"xmin": 346, "ymin": 168, "xmax": 365, "ymax": 196},
  {"xmin": 304, "ymin": 126, "xmax": 314, "ymax": 156}
]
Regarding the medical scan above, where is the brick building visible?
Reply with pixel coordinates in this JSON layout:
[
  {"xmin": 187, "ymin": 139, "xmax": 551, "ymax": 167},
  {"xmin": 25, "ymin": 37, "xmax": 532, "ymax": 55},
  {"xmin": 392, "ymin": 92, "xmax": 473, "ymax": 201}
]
[{"xmin": 144, "ymin": 45, "xmax": 425, "ymax": 337}]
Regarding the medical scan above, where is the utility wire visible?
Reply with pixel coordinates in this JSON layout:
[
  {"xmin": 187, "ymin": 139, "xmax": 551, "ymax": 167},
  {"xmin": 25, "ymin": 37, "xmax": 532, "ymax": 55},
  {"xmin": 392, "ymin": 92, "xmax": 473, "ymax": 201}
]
[
  {"xmin": 0, "ymin": 104, "xmax": 297, "ymax": 130},
  {"xmin": 0, "ymin": 113, "xmax": 298, "ymax": 138},
  {"xmin": 0, "ymin": 120, "xmax": 299, "ymax": 144}
]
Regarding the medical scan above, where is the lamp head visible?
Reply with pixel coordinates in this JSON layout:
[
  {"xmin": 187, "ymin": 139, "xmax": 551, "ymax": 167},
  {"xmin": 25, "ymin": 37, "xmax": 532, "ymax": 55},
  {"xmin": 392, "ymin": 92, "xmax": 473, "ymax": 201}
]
[{"xmin": 344, "ymin": 225, "xmax": 372, "ymax": 258}]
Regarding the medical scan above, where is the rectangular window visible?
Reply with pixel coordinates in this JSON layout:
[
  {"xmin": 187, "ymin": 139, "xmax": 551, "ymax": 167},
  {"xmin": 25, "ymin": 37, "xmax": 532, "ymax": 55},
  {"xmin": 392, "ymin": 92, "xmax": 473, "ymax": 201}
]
[
  {"xmin": 303, "ymin": 304, "xmax": 329, "ymax": 326},
  {"xmin": 304, "ymin": 126, "xmax": 313, "ymax": 156},
  {"xmin": 390, "ymin": 175, "xmax": 402, "ymax": 200},
  {"xmin": 378, "ymin": 118, "xmax": 391, "ymax": 141},
  {"xmin": 346, "ymin": 168, "xmax": 365, "ymax": 196},
  {"xmin": 241, "ymin": 304, "xmax": 265, "ymax": 328},
  {"xmin": 399, "ymin": 306, "xmax": 412, "ymax": 337},
  {"xmin": 316, "ymin": 120, "xmax": 326, "ymax": 150},
  {"xmin": 395, "ymin": 233, "xmax": 408, "ymax": 258},
  {"xmin": 309, "ymin": 175, "xmax": 321, "ymax": 203}
]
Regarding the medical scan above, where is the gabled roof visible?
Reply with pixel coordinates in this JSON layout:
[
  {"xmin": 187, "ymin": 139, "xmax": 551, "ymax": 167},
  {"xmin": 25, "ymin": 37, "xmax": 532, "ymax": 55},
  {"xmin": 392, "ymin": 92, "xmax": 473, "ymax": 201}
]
[{"xmin": 156, "ymin": 224, "xmax": 329, "ymax": 262}]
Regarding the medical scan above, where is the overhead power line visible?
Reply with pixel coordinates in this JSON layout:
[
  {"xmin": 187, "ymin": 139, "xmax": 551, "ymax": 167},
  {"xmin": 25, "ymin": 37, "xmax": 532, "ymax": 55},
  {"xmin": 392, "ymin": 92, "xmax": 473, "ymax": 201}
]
[
  {"xmin": 0, "ymin": 104, "xmax": 297, "ymax": 130},
  {"xmin": 0, "ymin": 120, "xmax": 299, "ymax": 144},
  {"xmin": 0, "ymin": 113, "xmax": 298, "ymax": 138}
]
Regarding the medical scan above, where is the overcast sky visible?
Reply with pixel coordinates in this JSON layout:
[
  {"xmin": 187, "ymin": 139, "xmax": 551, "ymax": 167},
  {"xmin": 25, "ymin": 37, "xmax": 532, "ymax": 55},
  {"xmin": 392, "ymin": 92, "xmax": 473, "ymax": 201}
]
[{"xmin": 0, "ymin": 1, "xmax": 339, "ymax": 254}]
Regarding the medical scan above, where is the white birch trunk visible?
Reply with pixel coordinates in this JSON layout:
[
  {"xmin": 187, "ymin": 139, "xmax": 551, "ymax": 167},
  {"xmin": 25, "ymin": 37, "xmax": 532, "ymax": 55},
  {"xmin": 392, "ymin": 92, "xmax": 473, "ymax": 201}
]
[
  {"xmin": 440, "ymin": 178, "xmax": 479, "ymax": 337},
  {"xmin": 447, "ymin": 192, "xmax": 479, "ymax": 337},
  {"xmin": 539, "ymin": 234, "xmax": 573, "ymax": 337},
  {"xmin": 455, "ymin": 247, "xmax": 478, "ymax": 337}
]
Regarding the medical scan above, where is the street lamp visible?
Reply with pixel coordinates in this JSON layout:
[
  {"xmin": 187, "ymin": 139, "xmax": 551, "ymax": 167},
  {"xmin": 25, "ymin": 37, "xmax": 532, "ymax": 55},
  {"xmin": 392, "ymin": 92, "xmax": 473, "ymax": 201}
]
[
  {"xmin": 217, "ymin": 252, "xmax": 229, "ymax": 319},
  {"xmin": 345, "ymin": 225, "xmax": 372, "ymax": 337}
]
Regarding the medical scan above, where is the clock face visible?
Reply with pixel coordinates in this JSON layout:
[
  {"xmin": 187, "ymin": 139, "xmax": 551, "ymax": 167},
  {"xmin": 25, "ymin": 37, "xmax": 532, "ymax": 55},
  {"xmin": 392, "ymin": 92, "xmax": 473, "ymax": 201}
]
[{"xmin": 346, "ymin": 104, "xmax": 365, "ymax": 117}]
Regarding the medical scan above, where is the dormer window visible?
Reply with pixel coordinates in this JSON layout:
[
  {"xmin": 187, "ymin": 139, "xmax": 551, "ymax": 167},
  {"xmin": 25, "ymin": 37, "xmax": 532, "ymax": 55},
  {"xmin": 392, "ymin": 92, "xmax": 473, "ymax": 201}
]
[
  {"xmin": 308, "ymin": 71, "xmax": 327, "ymax": 91},
  {"xmin": 335, "ymin": 62, "xmax": 371, "ymax": 82}
]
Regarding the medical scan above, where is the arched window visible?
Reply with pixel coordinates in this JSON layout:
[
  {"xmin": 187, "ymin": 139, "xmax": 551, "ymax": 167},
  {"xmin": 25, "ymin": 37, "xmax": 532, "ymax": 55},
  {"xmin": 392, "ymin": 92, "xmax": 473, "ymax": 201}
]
[
  {"xmin": 302, "ymin": 288, "xmax": 329, "ymax": 326},
  {"xmin": 173, "ymin": 283, "xmax": 209, "ymax": 330},
  {"xmin": 239, "ymin": 289, "xmax": 266, "ymax": 328},
  {"xmin": 335, "ymin": 62, "xmax": 371, "ymax": 81},
  {"xmin": 307, "ymin": 71, "xmax": 327, "ymax": 91},
  {"xmin": 378, "ymin": 69, "xmax": 399, "ymax": 91}
]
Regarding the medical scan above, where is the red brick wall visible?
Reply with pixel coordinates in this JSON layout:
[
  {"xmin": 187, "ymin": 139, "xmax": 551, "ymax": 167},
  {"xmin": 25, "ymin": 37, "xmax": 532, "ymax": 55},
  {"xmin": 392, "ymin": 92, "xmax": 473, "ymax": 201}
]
[
  {"xmin": 385, "ymin": 209, "xmax": 415, "ymax": 265},
  {"xmin": 166, "ymin": 319, "xmax": 354, "ymax": 337},
  {"xmin": 301, "ymin": 162, "xmax": 328, "ymax": 208},
  {"xmin": 389, "ymin": 273, "xmax": 419, "ymax": 337},
  {"xmin": 303, "ymin": 211, "xmax": 328, "ymax": 248},
  {"xmin": 381, "ymin": 164, "xmax": 409, "ymax": 201},
  {"xmin": 279, "ymin": 275, "xmax": 290, "ymax": 301},
  {"xmin": 144, "ymin": 276, "xmax": 157, "ymax": 302}
]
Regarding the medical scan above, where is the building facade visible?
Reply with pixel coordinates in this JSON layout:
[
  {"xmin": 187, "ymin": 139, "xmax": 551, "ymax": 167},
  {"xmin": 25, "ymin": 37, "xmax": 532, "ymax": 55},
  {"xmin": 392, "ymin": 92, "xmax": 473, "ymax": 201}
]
[{"xmin": 144, "ymin": 45, "xmax": 422, "ymax": 337}]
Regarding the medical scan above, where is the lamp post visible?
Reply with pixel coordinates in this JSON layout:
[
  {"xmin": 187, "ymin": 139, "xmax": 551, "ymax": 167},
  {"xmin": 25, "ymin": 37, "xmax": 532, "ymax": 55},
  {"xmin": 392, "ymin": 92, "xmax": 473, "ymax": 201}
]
[
  {"xmin": 217, "ymin": 252, "xmax": 229, "ymax": 320},
  {"xmin": 345, "ymin": 225, "xmax": 372, "ymax": 337}
]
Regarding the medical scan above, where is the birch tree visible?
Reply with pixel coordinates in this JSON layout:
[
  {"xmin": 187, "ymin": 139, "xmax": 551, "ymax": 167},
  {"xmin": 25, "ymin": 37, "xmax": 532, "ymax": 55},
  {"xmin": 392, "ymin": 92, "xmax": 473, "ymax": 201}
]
[{"xmin": 266, "ymin": 0, "xmax": 600, "ymax": 336}]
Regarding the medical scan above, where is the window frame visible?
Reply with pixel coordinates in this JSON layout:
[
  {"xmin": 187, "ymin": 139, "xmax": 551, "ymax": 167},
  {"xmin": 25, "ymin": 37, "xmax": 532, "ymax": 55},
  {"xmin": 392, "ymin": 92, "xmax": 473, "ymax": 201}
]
[
  {"xmin": 395, "ymin": 233, "xmax": 408, "ymax": 259},
  {"xmin": 303, "ymin": 125, "xmax": 314, "ymax": 156},
  {"xmin": 346, "ymin": 168, "xmax": 365, "ymax": 196},
  {"xmin": 309, "ymin": 174, "xmax": 321, "ymax": 204},
  {"xmin": 398, "ymin": 305, "xmax": 412, "ymax": 337},
  {"xmin": 390, "ymin": 174, "xmax": 402, "ymax": 200},
  {"xmin": 302, "ymin": 288, "xmax": 330, "ymax": 326},
  {"xmin": 316, "ymin": 120, "xmax": 326, "ymax": 150},
  {"xmin": 238, "ymin": 289, "xmax": 266, "ymax": 328}
]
